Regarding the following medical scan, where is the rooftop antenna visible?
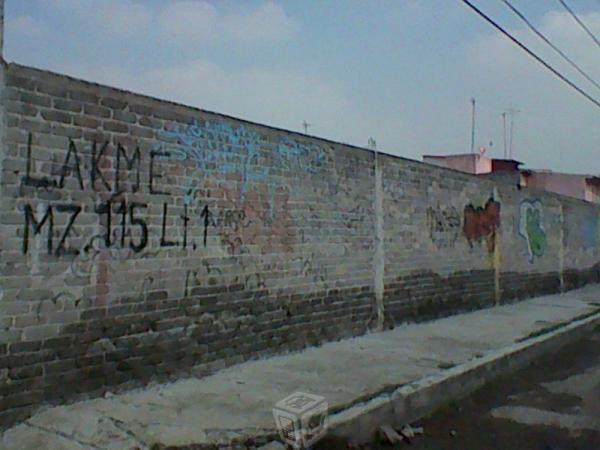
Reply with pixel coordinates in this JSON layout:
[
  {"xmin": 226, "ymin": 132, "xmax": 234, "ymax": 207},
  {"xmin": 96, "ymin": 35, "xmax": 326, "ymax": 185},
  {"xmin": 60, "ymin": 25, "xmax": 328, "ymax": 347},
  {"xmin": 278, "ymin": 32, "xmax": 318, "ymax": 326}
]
[
  {"xmin": 302, "ymin": 120, "xmax": 313, "ymax": 134},
  {"xmin": 470, "ymin": 98, "xmax": 476, "ymax": 154},
  {"xmin": 507, "ymin": 108, "xmax": 521, "ymax": 159},
  {"xmin": 502, "ymin": 112, "xmax": 508, "ymax": 158}
]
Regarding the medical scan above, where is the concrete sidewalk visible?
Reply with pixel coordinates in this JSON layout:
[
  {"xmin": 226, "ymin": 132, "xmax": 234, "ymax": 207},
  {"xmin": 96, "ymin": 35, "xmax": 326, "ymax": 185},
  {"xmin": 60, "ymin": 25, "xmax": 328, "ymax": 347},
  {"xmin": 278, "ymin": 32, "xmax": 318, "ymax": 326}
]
[{"xmin": 2, "ymin": 285, "xmax": 600, "ymax": 449}]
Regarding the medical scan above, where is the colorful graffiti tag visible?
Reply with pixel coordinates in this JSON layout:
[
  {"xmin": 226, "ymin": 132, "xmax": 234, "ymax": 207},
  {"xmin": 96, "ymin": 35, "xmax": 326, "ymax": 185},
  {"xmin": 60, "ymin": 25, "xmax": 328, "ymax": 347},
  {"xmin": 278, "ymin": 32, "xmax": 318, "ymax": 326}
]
[
  {"xmin": 463, "ymin": 198, "xmax": 501, "ymax": 253},
  {"xmin": 155, "ymin": 120, "xmax": 328, "ymax": 186},
  {"xmin": 152, "ymin": 118, "xmax": 329, "ymax": 218},
  {"xmin": 519, "ymin": 200, "xmax": 546, "ymax": 263}
]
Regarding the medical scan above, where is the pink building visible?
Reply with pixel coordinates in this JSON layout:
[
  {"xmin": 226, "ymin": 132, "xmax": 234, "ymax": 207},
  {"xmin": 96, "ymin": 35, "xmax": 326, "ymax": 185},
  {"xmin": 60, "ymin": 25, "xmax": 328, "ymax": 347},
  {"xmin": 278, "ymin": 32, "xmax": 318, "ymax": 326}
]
[
  {"xmin": 522, "ymin": 171, "xmax": 600, "ymax": 203},
  {"xmin": 423, "ymin": 153, "xmax": 493, "ymax": 174},
  {"xmin": 422, "ymin": 153, "xmax": 599, "ymax": 204}
]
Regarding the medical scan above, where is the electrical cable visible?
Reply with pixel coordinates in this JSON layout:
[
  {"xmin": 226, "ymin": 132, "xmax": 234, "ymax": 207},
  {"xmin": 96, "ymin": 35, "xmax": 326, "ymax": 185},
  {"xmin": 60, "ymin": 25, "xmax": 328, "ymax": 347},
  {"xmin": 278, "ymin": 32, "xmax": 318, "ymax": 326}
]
[
  {"xmin": 557, "ymin": 0, "xmax": 600, "ymax": 49},
  {"xmin": 460, "ymin": 0, "xmax": 600, "ymax": 109},
  {"xmin": 502, "ymin": 0, "xmax": 600, "ymax": 92}
]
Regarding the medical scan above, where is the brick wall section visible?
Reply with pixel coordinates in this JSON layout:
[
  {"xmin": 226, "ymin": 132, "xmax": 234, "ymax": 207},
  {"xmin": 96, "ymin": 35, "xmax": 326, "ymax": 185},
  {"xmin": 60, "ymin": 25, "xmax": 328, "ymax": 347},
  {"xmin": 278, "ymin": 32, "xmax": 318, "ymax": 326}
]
[
  {"xmin": 563, "ymin": 201, "xmax": 600, "ymax": 288},
  {"xmin": 0, "ymin": 63, "xmax": 599, "ymax": 427}
]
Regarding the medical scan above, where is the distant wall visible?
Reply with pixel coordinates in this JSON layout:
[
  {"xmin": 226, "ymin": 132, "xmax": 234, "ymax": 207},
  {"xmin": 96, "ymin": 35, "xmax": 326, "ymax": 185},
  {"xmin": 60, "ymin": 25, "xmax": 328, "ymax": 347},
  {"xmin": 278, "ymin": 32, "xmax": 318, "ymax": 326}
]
[
  {"xmin": 525, "ymin": 172, "xmax": 587, "ymax": 201},
  {"xmin": 1, "ymin": 63, "xmax": 599, "ymax": 427}
]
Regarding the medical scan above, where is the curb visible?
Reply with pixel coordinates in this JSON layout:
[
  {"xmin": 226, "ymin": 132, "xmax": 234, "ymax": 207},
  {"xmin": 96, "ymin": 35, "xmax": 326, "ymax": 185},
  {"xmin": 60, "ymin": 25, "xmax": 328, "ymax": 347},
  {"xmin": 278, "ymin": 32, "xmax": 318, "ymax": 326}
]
[{"xmin": 326, "ymin": 310, "xmax": 600, "ymax": 444}]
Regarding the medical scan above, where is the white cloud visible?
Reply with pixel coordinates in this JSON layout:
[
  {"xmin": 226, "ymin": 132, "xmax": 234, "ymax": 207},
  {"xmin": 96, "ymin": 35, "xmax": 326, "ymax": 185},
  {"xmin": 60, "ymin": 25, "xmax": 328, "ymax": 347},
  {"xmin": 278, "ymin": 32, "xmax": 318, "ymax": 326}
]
[
  {"xmin": 97, "ymin": 2, "xmax": 154, "ymax": 37},
  {"xmin": 46, "ymin": 0, "xmax": 298, "ymax": 47},
  {"xmin": 542, "ymin": 10, "xmax": 600, "ymax": 49},
  {"xmin": 157, "ymin": 0, "xmax": 299, "ymax": 45},
  {"xmin": 157, "ymin": 1, "xmax": 218, "ymax": 42},
  {"xmin": 221, "ymin": 2, "xmax": 300, "ymax": 43},
  {"xmin": 466, "ymin": 10, "xmax": 600, "ymax": 93}
]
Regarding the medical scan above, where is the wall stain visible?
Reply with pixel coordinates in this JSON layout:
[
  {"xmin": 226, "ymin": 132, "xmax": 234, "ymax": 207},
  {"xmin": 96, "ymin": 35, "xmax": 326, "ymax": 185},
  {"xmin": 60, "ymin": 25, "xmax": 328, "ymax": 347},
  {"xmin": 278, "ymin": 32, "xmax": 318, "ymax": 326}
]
[{"xmin": 463, "ymin": 198, "xmax": 501, "ymax": 253}]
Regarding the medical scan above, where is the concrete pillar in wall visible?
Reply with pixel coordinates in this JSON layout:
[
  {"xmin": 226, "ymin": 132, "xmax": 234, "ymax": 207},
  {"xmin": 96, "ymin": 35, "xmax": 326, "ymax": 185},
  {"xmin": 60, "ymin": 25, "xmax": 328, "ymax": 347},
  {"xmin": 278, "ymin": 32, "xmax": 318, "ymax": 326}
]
[
  {"xmin": 0, "ymin": 0, "xmax": 5, "ymax": 201},
  {"xmin": 373, "ymin": 150, "xmax": 385, "ymax": 329},
  {"xmin": 492, "ymin": 187, "xmax": 502, "ymax": 305},
  {"xmin": 559, "ymin": 202, "xmax": 566, "ymax": 291}
]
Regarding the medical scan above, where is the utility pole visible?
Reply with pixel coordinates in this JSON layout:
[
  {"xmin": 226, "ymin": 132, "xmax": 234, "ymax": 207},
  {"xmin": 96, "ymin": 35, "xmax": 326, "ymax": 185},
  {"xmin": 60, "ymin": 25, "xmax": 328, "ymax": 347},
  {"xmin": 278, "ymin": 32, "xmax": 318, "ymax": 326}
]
[
  {"xmin": 502, "ymin": 112, "xmax": 507, "ymax": 158},
  {"xmin": 470, "ymin": 98, "xmax": 476, "ymax": 154},
  {"xmin": 507, "ymin": 108, "xmax": 520, "ymax": 159}
]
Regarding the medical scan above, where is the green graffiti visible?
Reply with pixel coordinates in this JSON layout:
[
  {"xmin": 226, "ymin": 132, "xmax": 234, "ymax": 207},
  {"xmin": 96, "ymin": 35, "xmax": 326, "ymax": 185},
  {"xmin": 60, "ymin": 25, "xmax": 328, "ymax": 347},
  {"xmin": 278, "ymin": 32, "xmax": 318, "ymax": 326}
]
[
  {"xmin": 525, "ymin": 208, "xmax": 545, "ymax": 258},
  {"xmin": 519, "ymin": 200, "xmax": 546, "ymax": 263}
]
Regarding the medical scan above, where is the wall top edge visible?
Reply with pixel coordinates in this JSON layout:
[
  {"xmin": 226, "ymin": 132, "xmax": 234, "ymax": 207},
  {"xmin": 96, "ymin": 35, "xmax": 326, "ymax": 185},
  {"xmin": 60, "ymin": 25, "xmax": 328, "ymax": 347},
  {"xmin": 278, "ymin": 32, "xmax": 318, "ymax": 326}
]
[
  {"xmin": 6, "ymin": 62, "xmax": 462, "ymax": 170},
  {"xmin": 8, "ymin": 62, "xmax": 379, "ymax": 160},
  {"xmin": 5, "ymin": 63, "xmax": 474, "ymax": 177},
  {"xmin": 5, "ymin": 62, "xmax": 600, "ymax": 209}
]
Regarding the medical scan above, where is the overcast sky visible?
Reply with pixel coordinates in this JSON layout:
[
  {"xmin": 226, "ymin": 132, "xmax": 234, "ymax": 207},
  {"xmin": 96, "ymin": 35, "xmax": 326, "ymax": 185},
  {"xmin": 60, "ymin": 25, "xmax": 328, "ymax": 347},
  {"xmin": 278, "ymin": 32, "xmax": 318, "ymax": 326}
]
[{"xmin": 4, "ymin": 0, "xmax": 600, "ymax": 174}]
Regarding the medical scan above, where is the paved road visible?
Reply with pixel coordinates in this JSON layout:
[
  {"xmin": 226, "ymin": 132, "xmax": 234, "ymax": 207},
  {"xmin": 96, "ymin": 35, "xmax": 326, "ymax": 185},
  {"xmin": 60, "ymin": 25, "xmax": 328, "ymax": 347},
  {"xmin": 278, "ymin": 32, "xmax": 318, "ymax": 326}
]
[{"xmin": 318, "ymin": 326, "xmax": 600, "ymax": 450}]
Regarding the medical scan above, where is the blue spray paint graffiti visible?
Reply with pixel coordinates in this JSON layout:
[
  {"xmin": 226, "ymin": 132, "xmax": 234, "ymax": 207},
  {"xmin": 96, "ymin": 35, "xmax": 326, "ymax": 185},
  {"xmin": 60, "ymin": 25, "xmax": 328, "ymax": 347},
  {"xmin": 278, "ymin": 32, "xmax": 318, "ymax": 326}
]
[
  {"xmin": 276, "ymin": 136, "xmax": 328, "ymax": 174},
  {"xmin": 154, "ymin": 119, "xmax": 329, "ymax": 206},
  {"xmin": 156, "ymin": 119, "xmax": 261, "ymax": 176}
]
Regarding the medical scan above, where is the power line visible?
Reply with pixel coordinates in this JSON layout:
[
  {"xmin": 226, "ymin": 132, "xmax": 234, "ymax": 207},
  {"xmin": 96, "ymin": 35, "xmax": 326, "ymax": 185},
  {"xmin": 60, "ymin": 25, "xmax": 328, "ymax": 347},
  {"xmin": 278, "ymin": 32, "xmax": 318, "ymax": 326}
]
[
  {"xmin": 557, "ymin": 0, "xmax": 600, "ymax": 49},
  {"xmin": 459, "ymin": 0, "xmax": 600, "ymax": 110},
  {"xmin": 501, "ymin": 0, "xmax": 600, "ymax": 92}
]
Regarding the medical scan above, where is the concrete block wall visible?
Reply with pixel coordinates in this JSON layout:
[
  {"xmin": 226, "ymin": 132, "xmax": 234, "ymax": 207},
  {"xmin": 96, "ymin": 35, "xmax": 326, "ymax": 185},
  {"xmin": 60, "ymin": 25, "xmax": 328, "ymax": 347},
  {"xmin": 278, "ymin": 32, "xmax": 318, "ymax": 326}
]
[
  {"xmin": 382, "ymin": 157, "xmax": 499, "ymax": 323},
  {"xmin": 0, "ymin": 62, "xmax": 598, "ymax": 427},
  {"xmin": 563, "ymin": 200, "xmax": 600, "ymax": 288}
]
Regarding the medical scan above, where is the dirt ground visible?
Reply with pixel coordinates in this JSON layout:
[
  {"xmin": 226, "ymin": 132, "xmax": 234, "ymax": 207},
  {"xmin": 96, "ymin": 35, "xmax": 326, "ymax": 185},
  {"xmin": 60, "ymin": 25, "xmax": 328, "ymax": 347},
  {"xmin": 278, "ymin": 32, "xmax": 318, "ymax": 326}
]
[{"xmin": 314, "ymin": 326, "xmax": 600, "ymax": 450}]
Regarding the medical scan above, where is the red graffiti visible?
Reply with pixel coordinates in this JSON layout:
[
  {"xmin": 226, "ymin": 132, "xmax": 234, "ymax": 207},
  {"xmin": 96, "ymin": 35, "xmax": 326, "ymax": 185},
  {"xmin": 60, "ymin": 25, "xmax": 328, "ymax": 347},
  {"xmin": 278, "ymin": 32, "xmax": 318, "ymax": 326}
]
[{"xmin": 463, "ymin": 198, "xmax": 501, "ymax": 253}]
